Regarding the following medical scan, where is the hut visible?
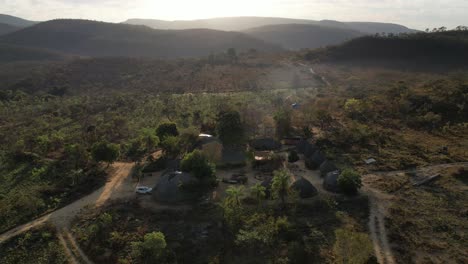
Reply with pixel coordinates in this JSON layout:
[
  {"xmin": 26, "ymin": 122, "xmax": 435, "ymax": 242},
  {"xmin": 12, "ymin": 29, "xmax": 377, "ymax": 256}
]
[
  {"xmin": 319, "ymin": 160, "xmax": 338, "ymax": 177},
  {"xmin": 291, "ymin": 177, "xmax": 318, "ymax": 198},
  {"xmin": 195, "ymin": 134, "xmax": 223, "ymax": 163},
  {"xmin": 153, "ymin": 171, "xmax": 199, "ymax": 203},
  {"xmin": 250, "ymin": 138, "xmax": 281, "ymax": 151},
  {"xmin": 282, "ymin": 137, "xmax": 302, "ymax": 146},
  {"xmin": 323, "ymin": 170, "xmax": 340, "ymax": 192},
  {"xmin": 305, "ymin": 150, "xmax": 326, "ymax": 170}
]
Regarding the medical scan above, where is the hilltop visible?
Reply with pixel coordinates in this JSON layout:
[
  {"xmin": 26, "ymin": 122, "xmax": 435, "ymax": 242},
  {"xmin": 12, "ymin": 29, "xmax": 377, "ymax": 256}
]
[
  {"xmin": 124, "ymin": 16, "xmax": 416, "ymax": 34},
  {"xmin": 0, "ymin": 19, "xmax": 282, "ymax": 59}
]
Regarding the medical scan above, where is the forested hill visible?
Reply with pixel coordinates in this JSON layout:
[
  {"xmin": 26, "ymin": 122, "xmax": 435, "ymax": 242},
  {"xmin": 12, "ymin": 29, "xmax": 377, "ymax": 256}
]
[
  {"xmin": 244, "ymin": 24, "xmax": 363, "ymax": 50},
  {"xmin": 0, "ymin": 44, "xmax": 71, "ymax": 62},
  {"xmin": 304, "ymin": 30, "xmax": 468, "ymax": 64},
  {"xmin": 0, "ymin": 19, "xmax": 282, "ymax": 58},
  {"xmin": 0, "ymin": 23, "xmax": 20, "ymax": 36}
]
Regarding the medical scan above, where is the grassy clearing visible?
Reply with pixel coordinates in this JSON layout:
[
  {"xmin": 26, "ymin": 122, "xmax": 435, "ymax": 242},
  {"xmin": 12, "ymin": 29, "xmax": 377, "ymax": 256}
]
[{"xmin": 380, "ymin": 166, "xmax": 468, "ymax": 263}]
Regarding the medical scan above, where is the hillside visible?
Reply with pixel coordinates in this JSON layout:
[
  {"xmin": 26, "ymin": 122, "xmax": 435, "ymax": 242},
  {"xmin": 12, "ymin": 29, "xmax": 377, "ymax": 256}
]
[
  {"xmin": 244, "ymin": 24, "xmax": 363, "ymax": 50},
  {"xmin": 124, "ymin": 16, "xmax": 416, "ymax": 34},
  {"xmin": 0, "ymin": 19, "xmax": 282, "ymax": 58},
  {"xmin": 0, "ymin": 44, "xmax": 71, "ymax": 63},
  {"xmin": 0, "ymin": 14, "xmax": 37, "ymax": 27},
  {"xmin": 304, "ymin": 30, "xmax": 468, "ymax": 65},
  {"xmin": 0, "ymin": 23, "xmax": 19, "ymax": 36}
]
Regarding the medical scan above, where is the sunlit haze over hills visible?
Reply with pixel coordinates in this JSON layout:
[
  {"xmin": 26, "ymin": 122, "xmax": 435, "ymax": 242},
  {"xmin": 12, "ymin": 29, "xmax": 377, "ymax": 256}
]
[{"xmin": 1, "ymin": 0, "xmax": 467, "ymax": 29}]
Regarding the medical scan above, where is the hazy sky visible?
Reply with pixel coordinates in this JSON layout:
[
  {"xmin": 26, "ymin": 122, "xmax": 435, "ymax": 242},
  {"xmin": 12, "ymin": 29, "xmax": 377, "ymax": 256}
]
[{"xmin": 1, "ymin": 0, "xmax": 467, "ymax": 29}]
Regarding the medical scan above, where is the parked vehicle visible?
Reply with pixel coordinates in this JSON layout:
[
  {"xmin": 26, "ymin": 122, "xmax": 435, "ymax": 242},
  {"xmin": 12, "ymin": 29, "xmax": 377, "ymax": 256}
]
[{"xmin": 135, "ymin": 186, "xmax": 153, "ymax": 194}]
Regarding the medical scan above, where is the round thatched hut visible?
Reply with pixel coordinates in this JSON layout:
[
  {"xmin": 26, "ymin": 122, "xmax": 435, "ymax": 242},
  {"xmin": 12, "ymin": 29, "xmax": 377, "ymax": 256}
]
[
  {"xmin": 290, "ymin": 177, "xmax": 318, "ymax": 198},
  {"xmin": 319, "ymin": 160, "xmax": 338, "ymax": 177},
  {"xmin": 323, "ymin": 170, "xmax": 341, "ymax": 193},
  {"xmin": 153, "ymin": 171, "xmax": 199, "ymax": 203}
]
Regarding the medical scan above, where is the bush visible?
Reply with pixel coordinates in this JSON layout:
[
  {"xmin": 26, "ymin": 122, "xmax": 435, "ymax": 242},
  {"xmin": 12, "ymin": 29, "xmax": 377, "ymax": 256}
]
[
  {"xmin": 288, "ymin": 150, "xmax": 299, "ymax": 163},
  {"xmin": 131, "ymin": 232, "xmax": 168, "ymax": 263},
  {"xmin": 156, "ymin": 122, "xmax": 179, "ymax": 140},
  {"xmin": 180, "ymin": 150, "xmax": 216, "ymax": 186},
  {"xmin": 91, "ymin": 141, "xmax": 120, "ymax": 165},
  {"xmin": 338, "ymin": 169, "xmax": 362, "ymax": 195}
]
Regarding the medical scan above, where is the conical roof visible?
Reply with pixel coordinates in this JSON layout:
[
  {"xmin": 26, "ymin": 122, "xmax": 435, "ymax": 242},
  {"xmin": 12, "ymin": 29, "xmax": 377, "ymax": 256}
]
[
  {"xmin": 323, "ymin": 170, "xmax": 340, "ymax": 192},
  {"xmin": 153, "ymin": 171, "xmax": 199, "ymax": 203},
  {"xmin": 291, "ymin": 177, "xmax": 318, "ymax": 198},
  {"xmin": 305, "ymin": 150, "xmax": 326, "ymax": 170},
  {"xmin": 320, "ymin": 160, "xmax": 338, "ymax": 177}
]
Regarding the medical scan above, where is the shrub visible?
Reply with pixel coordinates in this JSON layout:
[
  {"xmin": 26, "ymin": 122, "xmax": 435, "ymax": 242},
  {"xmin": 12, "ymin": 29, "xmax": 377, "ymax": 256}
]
[
  {"xmin": 156, "ymin": 122, "xmax": 179, "ymax": 140},
  {"xmin": 338, "ymin": 169, "xmax": 362, "ymax": 195},
  {"xmin": 181, "ymin": 150, "xmax": 216, "ymax": 186},
  {"xmin": 131, "ymin": 232, "xmax": 168, "ymax": 263},
  {"xmin": 91, "ymin": 141, "xmax": 120, "ymax": 166}
]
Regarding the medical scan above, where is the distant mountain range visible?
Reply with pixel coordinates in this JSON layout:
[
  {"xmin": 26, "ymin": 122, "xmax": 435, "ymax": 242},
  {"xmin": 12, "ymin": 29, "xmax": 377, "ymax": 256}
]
[
  {"xmin": 0, "ymin": 14, "xmax": 422, "ymax": 61},
  {"xmin": 0, "ymin": 14, "xmax": 37, "ymax": 27},
  {"xmin": 0, "ymin": 19, "xmax": 281, "ymax": 59},
  {"xmin": 124, "ymin": 17, "xmax": 417, "ymax": 34}
]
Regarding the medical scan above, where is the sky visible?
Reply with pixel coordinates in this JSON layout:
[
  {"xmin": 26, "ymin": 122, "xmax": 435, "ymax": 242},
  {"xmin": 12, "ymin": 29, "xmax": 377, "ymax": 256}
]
[{"xmin": 1, "ymin": 0, "xmax": 467, "ymax": 30}]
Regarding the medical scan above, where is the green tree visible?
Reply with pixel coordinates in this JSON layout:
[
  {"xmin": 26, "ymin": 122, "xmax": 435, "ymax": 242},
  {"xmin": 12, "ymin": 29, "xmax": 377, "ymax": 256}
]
[
  {"xmin": 140, "ymin": 128, "xmax": 160, "ymax": 152},
  {"xmin": 156, "ymin": 122, "xmax": 179, "ymax": 140},
  {"xmin": 274, "ymin": 109, "xmax": 292, "ymax": 138},
  {"xmin": 160, "ymin": 136, "xmax": 181, "ymax": 158},
  {"xmin": 250, "ymin": 183, "xmax": 266, "ymax": 208},
  {"xmin": 131, "ymin": 232, "xmax": 168, "ymax": 264},
  {"xmin": 338, "ymin": 169, "xmax": 362, "ymax": 195},
  {"xmin": 216, "ymin": 110, "xmax": 244, "ymax": 145},
  {"xmin": 180, "ymin": 150, "xmax": 216, "ymax": 186},
  {"xmin": 271, "ymin": 169, "xmax": 291, "ymax": 208},
  {"xmin": 91, "ymin": 141, "xmax": 119, "ymax": 167},
  {"xmin": 235, "ymin": 213, "xmax": 289, "ymax": 250},
  {"xmin": 226, "ymin": 186, "xmax": 245, "ymax": 207}
]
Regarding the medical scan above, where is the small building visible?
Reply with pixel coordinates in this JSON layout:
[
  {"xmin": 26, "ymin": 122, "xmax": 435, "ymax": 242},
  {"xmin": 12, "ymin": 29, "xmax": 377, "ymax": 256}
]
[
  {"xmin": 291, "ymin": 177, "xmax": 318, "ymax": 198},
  {"xmin": 153, "ymin": 171, "xmax": 199, "ymax": 203},
  {"xmin": 195, "ymin": 134, "xmax": 223, "ymax": 164},
  {"xmin": 250, "ymin": 138, "xmax": 281, "ymax": 151},
  {"xmin": 282, "ymin": 137, "xmax": 302, "ymax": 146},
  {"xmin": 323, "ymin": 170, "xmax": 341, "ymax": 192},
  {"xmin": 319, "ymin": 160, "xmax": 338, "ymax": 177},
  {"xmin": 305, "ymin": 150, "xmax": 326, "ymax": 170}
]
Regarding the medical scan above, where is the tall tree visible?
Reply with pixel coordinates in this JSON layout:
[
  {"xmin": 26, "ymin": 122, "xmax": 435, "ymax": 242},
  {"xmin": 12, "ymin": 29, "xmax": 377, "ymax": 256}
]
[
  {"xmin": 216, "ymin": 110, "xmax": 244, "ymax": 146},
  {"xmin": 271, "ymin": 169, "xmax": 291, "ymax": 209}
]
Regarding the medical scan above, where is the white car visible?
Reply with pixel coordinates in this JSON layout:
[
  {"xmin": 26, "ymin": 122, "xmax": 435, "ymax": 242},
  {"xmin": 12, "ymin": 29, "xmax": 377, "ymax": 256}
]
[{"xmin": 135, "ymin": 186, "xmax": 153, "ymax": 194}]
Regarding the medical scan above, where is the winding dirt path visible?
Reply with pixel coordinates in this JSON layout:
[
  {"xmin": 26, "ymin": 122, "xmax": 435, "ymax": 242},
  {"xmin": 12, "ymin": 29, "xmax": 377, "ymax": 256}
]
[
  {"xmin": 363, "ymin": 162, "xmax": 468, "ymax": 264},
  {"xmin": 0, "ymin": 162, "xmax": 135, "ymax": 263}
]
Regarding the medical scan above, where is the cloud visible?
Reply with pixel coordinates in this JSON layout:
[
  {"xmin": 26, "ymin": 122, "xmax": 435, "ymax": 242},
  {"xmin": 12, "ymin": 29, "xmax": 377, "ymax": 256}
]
[{"xmin": 0, "ymin": 0, "xmax": 467, "ymax": 29}]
